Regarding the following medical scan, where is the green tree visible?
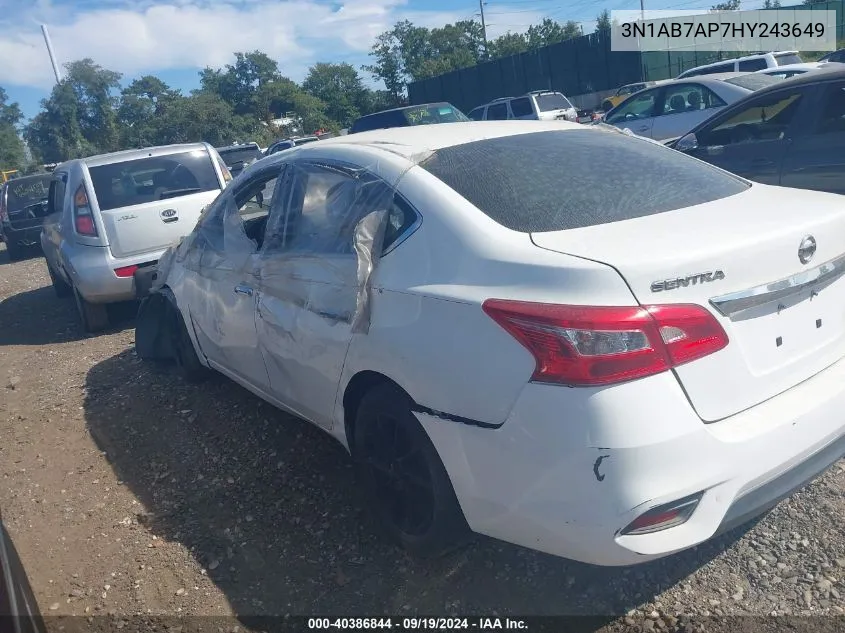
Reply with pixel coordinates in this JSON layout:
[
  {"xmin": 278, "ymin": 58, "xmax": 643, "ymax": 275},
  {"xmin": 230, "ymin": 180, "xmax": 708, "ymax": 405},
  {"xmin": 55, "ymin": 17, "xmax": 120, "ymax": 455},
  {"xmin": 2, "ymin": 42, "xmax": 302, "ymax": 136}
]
[
  {"xmin": 489, "ymin": 32, "xmax": 529, "ymax": 59},
  {"xmin": 762, "ymin": 0, "xmax": 781, "ymax": 7},
  {"xmin": 63, "ymin": 59, "xmax": 123, "ymax": 153},
  {"xmin": 199, "ymin": 51, "xmax": 282, "ymax": 116},
  {"xmin": 0, "ymin": 87, "xmax": 24, "ymax": 169},
  {"xmin": 526, "ymin": 18, "xmax": 581, "ymax": 48},
  {"xmin": 711, "ymin": 0, "xmax": 740, "ymax": 10},
  {"xmin": 302, "ymin": 63, "xmax": 369, "ymax": 127},
  {"xmin": 153, "ymin": 92, "xmax": 270, "ymax": 147},
  {"xmin": 596, "ymin": 10, "xmax": 612, "ymax": 34},
  {"xmin": 25, "ymin": 81, "xmax": 92, "ymax": 163},
  {"xmin": 118, "ymin": 76, "xmax": 180, "ymax": 147}
]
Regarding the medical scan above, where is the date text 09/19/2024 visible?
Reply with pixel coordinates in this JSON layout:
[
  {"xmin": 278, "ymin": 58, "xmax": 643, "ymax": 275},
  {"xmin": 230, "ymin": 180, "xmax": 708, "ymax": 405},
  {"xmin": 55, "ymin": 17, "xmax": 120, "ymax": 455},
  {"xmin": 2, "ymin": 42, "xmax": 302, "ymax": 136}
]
[{"xmin": 307, "ymin": 618, "xmax": 529, "ymax": 630}]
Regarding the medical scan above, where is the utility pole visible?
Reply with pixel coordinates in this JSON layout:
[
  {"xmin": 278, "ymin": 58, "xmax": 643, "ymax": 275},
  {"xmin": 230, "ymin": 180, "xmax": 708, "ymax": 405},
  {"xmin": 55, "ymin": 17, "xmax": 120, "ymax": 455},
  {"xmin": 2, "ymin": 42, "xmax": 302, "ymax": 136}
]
[
  {"xmin": 479, "ymin": 0, "xmax": 489, "ymax": 57},
  {"xmin": 640, "ymin": 0, "xmax": 645, "ymax": 22},
  {"xmin": 41, "ymin": 25, "xmax": 62, "ymax": 85}
]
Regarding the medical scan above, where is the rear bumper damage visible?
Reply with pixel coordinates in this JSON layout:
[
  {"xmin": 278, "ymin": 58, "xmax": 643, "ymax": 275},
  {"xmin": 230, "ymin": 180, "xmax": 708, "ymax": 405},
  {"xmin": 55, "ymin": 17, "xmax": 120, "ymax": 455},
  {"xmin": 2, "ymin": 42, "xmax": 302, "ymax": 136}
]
[{"xmin": 415, "ymin": 356, "xmax": 845, "ymax": 566}]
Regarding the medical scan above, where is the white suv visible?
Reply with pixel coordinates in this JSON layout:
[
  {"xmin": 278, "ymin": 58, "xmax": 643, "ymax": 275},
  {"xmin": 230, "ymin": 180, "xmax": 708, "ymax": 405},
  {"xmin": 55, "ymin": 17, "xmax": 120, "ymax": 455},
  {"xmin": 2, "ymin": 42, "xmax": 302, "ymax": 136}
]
[
  {"xmin": 676, "ymin": 51, "xmax": 803, "ymax": 78},
  {"xmin": 468, "ymin": 91, "xmax": 578, "ymax": 122}
]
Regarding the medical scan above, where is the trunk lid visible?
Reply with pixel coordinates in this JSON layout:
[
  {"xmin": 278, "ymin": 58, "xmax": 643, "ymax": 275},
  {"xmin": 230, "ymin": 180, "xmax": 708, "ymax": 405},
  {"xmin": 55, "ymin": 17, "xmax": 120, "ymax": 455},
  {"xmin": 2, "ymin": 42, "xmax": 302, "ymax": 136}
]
[
  {"xmin": 530, "ymin": 184, "xmax": 845, "ymax": 422},
  {"xmin": 97, "ymin": 191, "xmax": 220, "ymax": 259}
]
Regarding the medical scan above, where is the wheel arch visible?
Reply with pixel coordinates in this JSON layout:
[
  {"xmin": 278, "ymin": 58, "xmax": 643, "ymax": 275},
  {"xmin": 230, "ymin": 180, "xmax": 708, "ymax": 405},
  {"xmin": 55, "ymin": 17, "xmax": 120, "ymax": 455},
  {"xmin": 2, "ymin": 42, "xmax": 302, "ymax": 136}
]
[{"xmin": 342, "ymin": 370, "xmax": 412, "ymax": 452}]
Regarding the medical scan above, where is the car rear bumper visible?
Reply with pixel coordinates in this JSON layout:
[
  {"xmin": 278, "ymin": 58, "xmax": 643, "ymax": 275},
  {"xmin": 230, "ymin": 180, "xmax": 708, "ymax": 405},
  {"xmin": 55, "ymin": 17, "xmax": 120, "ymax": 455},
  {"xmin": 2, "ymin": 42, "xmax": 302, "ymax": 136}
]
[
  {"xmin": 1, "ymin": 223, "xmax": 41, "ymax": 247},
  {"xmin": 415, "ymin": 355, "xmax": 845, "ymax": 566},
  {"xmin": 66, "ymin": 245, "xmax": 164, "ymax": 303}
]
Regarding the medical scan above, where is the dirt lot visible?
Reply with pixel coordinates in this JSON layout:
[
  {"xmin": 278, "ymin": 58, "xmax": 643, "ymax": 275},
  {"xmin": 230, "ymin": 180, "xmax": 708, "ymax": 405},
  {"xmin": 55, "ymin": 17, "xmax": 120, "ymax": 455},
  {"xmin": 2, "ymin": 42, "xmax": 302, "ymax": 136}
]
[{"xmin": 2, "ymin": 243, "xmax": 845, "ymax": 633}]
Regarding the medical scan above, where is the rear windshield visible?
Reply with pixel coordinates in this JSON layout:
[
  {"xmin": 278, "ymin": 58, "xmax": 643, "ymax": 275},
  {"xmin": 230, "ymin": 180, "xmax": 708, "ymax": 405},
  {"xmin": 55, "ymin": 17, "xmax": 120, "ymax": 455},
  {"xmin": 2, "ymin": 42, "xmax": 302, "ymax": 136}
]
[
  {"xmin": 218, "ymin": 147, "xmax": 263, "ymax": 166},
  {"xmin": 421, "ymin": 129, "xmax": 749, "ymax": 233},
  {"xmin": 6, "ymin": 175, "xmax": 51, "ymax": 211},
  {"xmin": 535, "ymin": 93, "xmax": 573, "ymax": 112},
  {"xmin": 775, "ymin": 53, "xmax": 802, "ymax": 66},
  {"xmin": 351, "ymin": 104, "xmax": 469, "ymax": 133},
  {"xmin": 724, "ymin": 74, "xmax": 784, "ymax": 91},
  {"xmin": 89, "ymin": 150, "xmax": 221, "ymax": 211}
]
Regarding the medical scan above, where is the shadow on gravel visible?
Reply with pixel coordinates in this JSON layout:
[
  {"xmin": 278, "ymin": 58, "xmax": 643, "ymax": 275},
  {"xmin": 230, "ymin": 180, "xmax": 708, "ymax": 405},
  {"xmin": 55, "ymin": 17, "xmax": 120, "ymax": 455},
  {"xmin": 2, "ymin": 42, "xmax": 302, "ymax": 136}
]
[
  {"xmin": 83, "ymin": 350, "xmax": 755, "ymax": 626},
  {"xmin": 0, "ymin": 243, "xmax": 43, "ymax": 265},
  {"xmin": 0, "ymin": 287, "xmax": 138, "ymax": 346}
]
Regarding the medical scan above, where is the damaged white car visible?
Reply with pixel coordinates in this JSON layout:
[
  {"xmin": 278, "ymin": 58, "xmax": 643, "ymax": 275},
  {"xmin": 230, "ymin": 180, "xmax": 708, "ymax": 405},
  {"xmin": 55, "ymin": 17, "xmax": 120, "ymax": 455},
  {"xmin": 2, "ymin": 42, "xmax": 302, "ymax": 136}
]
[{"xmin": 136, "ymin": 120, "xmax": 845, "ymax": 566}]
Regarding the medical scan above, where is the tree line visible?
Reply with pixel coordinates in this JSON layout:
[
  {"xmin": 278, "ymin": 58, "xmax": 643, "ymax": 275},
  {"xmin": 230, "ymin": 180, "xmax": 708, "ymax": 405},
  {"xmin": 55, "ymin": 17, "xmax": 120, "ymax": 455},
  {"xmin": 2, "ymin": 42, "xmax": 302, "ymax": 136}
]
[
  {"xmin": 0, "ymin": 2, "xmax": 835, "ymax": 170},
  {"xmin": 0, "ymin": 13, "xmax": 613, "ymax": 171}
]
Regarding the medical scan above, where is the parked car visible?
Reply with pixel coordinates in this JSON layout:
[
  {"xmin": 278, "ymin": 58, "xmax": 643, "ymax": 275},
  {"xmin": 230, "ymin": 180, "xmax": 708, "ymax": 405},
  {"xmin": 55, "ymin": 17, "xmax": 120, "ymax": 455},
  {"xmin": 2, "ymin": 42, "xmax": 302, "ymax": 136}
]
[
  {"xmin": 137, "ymin": 120, "xmax": 845, "ymax": 567},
  {"xmin": 819, "ymin": 48, "xmax": 845, "ymax": 63},
  {"xmin": 41, "ymin": 143, "xmax": 230, "ymax": 333},
  {"xmin": 467, "ymin": 90, "xmax": 578, "ymax": 122},
  {"xmin": 349, "ymin": 103, "xmax": 469, "ymax": 134},
  {"xmin": 600, "ymin": 80, "xmax": 672, "ymax": 113},
  {"xmin": 0, "ymin": 506, "xmax": 46, "ymax": 633},
  {"xmin": 755, "ymin": 61, "xmax": 836, "ymax": 79},
  {"xmin": 603, "ymin": 73, "xmax": 783, "ymax": 141},
  {"xmin": 215, "ymin": 142, "xmax": 263, "ymax": 178},
  {"xmin": 0, "ymin": 173, "xmax": 52, "ymax": 261},
  {"xmin": 677, "ymin": 51, "xmax": 803, "ymax": 78},
  {"xmin": 669, "ymin": 66, "xmax": 845, "ymax": 194},
  {"xmin": 265, "ymin": 135, "xmax": 320, "ymax": 156}
]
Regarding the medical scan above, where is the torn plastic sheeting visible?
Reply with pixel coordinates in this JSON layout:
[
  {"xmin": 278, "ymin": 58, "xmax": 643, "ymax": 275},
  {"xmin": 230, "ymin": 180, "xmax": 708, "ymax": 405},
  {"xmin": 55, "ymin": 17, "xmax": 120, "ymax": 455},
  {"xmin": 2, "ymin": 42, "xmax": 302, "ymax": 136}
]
[
  {"xmin": 256, "ymin": 162, "xmax": 394, "ymax": 336},
  {"xmin": 150, "ymin": 148, "xmax": 424, "ymax": 342}
]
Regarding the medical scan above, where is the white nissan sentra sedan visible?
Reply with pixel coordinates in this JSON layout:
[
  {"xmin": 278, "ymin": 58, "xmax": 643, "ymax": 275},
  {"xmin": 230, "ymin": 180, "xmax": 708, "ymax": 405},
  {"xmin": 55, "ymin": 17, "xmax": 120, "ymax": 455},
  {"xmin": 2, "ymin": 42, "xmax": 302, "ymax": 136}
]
[{"xmin": 136, "ymin": 120, "xmax": 845, "ymax": 566}]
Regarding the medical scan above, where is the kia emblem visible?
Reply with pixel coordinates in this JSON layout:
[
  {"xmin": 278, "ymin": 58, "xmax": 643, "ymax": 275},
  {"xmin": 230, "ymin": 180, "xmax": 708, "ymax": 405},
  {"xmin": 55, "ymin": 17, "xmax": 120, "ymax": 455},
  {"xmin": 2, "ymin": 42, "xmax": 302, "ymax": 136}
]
[{"xmin": 160, "ymin": 208, "xmax": 177, "ymax": 220}]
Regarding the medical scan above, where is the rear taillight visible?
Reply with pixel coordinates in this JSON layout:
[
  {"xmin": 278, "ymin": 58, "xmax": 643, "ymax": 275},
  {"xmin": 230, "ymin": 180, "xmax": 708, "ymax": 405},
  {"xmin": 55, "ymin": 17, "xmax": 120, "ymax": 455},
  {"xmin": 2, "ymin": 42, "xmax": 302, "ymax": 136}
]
[
  {"xmin": 482, "ymin": 300, "xmax": 728, "ymax": 387},
  {"xmin": 114, "ymin": 265, "xmax": 138, "ymax": 278},
  {"xmin": 73, "ymin": 185, "xmax": 98, "ymax": 237}
]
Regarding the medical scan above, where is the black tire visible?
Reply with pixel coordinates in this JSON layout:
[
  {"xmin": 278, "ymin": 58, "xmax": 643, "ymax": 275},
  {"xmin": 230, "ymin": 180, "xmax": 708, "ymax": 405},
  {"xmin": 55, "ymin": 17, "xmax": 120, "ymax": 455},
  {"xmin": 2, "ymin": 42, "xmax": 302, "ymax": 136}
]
[
  {"xmin": 353, "ymin": 383, "xmax": 471, "ymax": 558},
  {"xmin": 5, "ymin": 240, "xmax": 23, "ymax": 262},
  {"xmin": 47, "ymin": 264, "xmax": 72, "ymax": 298},
  {"xmin": 73, "ymin": 286, "xmax": 110, "ymax": 333},
  {"xmin": 171, "ymin": 306, "xmax": 209, "ymax": 383}
]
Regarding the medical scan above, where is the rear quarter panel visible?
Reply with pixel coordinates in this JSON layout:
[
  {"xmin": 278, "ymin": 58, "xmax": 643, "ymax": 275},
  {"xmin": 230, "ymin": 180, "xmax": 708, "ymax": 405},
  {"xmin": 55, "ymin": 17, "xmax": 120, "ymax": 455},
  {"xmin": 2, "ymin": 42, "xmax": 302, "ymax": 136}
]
[{"xmin": 336, "ymin": 164, "xmax": 640, "ymax": 433}]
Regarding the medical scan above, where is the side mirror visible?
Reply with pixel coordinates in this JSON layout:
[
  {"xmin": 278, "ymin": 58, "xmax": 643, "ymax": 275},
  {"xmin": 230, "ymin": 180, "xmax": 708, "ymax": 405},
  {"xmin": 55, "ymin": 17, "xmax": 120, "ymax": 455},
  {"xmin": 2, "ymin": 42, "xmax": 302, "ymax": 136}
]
[{"xmin": 676, "ymin": 132, "xmax": 699, "ymax": 152}]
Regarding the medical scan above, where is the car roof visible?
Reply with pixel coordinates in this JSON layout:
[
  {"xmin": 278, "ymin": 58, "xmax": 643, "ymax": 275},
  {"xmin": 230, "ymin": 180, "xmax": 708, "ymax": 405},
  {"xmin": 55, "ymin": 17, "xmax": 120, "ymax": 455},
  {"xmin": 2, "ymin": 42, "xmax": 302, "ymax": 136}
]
[
  {"xmin": 672, "ymin": 72, "xmax": 752, "ymax": 84},
  {"xmin": 757, "ymin": 62, "xmax": 828, "ymax": 72},
  {"xmin": 297, "ymin": 120, "xmax": 586, "ymax": 160},
  {"xmin": 217, "ymin": 143, "xmax": 261, "ymax": 152},
  {"xmin": 680, "ymin": 51, "xmax": 799, "ymax": 74},
  {"xmin": 61, "ymin": 143, "xmax": 212, "ymax": 170},
  {"xmin": 747, "ymin": 64, "xmax": 845, "ymax": 93}
]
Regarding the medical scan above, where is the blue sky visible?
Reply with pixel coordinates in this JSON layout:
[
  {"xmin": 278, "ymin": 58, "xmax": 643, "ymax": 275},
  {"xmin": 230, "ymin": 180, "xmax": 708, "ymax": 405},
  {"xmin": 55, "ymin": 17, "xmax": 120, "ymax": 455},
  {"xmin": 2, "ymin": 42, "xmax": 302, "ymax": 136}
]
[{"xmin": 1, "ymin": 0, "xmax": 772, "ymax": 121}]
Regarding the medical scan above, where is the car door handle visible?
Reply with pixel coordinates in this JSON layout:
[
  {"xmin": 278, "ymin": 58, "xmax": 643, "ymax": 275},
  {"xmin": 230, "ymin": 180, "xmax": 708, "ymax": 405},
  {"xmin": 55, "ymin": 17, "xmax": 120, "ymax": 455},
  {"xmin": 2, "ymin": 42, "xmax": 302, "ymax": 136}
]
[{"xmin": 234, "ymin": 283, "xmax": 253, "ymax": 296}]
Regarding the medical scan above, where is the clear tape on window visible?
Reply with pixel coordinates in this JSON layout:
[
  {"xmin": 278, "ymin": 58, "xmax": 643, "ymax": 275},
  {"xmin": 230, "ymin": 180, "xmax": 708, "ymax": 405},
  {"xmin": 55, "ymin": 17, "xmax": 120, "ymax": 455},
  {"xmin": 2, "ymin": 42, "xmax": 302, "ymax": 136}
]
[{"xmin": 145, "ymin": 153, "xmax": 421, "ymax": 365}]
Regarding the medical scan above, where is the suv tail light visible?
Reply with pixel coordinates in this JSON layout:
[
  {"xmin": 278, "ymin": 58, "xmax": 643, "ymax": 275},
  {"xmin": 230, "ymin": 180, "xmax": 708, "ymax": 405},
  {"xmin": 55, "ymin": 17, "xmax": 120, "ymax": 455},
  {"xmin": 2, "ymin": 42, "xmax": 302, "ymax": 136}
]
[
  {"xmin": 73, "ymin": 185, "xmax": 98, "ymax": 237},
  {"xmin": 482, "ymin": 300, "xmax": 729, "ymax": 387}
]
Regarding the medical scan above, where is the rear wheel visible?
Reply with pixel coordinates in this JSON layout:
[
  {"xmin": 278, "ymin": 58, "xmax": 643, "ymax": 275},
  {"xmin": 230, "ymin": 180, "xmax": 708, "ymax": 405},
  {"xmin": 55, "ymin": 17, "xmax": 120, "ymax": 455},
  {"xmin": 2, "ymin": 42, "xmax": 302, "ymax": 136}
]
[
  {"xmin": 73, "ymin": 287, "xmax": 110, "ymax": 333},
  {"xmin": 5, "ymin": 240, "xmax": 23, "ymax": 262},
  {"xmin": 353, "ymin": 383, "xmax": 471, "ymax": 558},
  {"xmin": 48, "ymin": 264, "xmax": 72, "ymax": 298}
]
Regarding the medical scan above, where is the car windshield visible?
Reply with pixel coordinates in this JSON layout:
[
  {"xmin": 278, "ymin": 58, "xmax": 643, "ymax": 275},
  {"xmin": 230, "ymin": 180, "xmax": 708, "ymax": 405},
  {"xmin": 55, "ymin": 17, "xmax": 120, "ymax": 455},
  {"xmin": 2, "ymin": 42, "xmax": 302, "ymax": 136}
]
[
  {"xmin": 723, "ymin": 74, "xmax": 784, "ymax": 91},
  {"xmin": 218, "ymin": 147, "xmax": 263, "ymax": 166},
  {"xmin": 5, "ymin": 175, "xmax": 51, "ymax": 211},
  {"xmin": 402, "ymin": 104, "xmax": 469, "ymax": 125},
  {"xmin": 88, "ymin": 150, "xmax": 221, "ymax": 211},
  {"xmin": 775, "ymin": 53, "xmax": 803, "ymax": 66},
  {"xmin": 535, "ymin": 92, "xmax": 573, "ymax": 111},
  {"xmin": 421, "ymin": 129, "xmax": 749, "ymax": 232}
]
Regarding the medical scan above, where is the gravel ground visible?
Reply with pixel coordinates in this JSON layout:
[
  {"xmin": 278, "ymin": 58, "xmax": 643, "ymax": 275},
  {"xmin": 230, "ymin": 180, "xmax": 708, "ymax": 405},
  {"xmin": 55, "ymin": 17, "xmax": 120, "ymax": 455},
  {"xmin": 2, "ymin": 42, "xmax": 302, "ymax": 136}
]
[{"xmin": 1, "ymin": 242, "xmax": 845, "ymax": 633}]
